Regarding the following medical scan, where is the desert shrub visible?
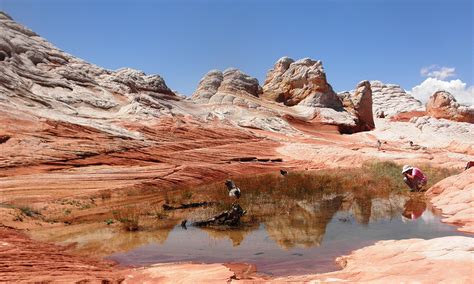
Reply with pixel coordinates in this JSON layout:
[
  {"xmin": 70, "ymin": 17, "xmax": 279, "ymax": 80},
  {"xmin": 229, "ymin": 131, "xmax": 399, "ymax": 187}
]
[{"xmin": 113, "ymin": 206, "xmax": 141, "ymax": 231}]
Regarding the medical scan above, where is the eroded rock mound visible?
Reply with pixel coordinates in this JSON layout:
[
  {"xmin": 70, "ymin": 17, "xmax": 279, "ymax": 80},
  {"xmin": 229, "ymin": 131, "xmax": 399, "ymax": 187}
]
[
  {"xmin": 343, "ymin": 81, "xmax": 375, "ymax": 131},
  {"xmin": 191, "ymin": 68, "xmax": 262, "ymax": 107},
  {"xmin": 426, "ymin": 91, "xmax": 474, "ymax": 123},
  {"xmin": 337, "ymin": 81, "xmax": 374, "ymax": 132},
  {"xmin": 0, "ymin": 11, "xmax": 180, "ymax": 137},
  {"xmin": 262, "ymin": 57, "xmax": 342, "ymax": 108},
  {"xmin": 370, "ymin": 80, "xmax": 422, "ymax": 117}
]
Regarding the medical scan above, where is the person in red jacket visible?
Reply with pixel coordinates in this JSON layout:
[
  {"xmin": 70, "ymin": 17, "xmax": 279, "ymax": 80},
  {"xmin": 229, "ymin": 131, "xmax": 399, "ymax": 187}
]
[{"xmin": 402, "ymin": 165, "xmax": 427, "ymax": 192}]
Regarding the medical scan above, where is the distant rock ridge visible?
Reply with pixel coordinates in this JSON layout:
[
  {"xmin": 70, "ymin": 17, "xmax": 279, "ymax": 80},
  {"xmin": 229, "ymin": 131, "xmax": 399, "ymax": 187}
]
[
  {"xmin": 426, "ymin": 91, "xmax": 474, "ymax": 123},
  {"xmin": 262, "ymin": 57, "xmax": 343, "ymax": 109},
  {"xmin": 0, "ymin": 12, "xmax": 389, "ymax": 135},
  {"xmin": 369, "ymin": 80, "xmax": 422, "ymax": 117},
  {"xmin": 193, "ymin": 57, "xmax": 376, "ymax": 134},
  {"xmin": 0, "ymin": 11, "xmax": 190, "ymax": 137}
]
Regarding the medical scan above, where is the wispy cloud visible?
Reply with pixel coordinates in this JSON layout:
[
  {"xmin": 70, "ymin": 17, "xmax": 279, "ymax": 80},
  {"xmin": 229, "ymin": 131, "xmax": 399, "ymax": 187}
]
[{"xmin": 420, "ymin": 65, "xmax": 456, "ymax": 80}]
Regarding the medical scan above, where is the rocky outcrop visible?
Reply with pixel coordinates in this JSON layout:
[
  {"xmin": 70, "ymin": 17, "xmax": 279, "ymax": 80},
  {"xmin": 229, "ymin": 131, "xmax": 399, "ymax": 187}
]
[
  {"xmin": 0, "ymin": 11, "xmax": 181, "ymax": 138},
  {"xmin": 426, "ymin": 168, "xmax": 474, "ymax": 233},
  {"xmin": 191, "ymin": 68, "xmax": 262, "ymax": 107},
  {"xmin": 277, "ymin": 236, "xmax": 474, "ymax": 283},
  {"xmin": 426, "ymin": 91, "xmax": 474, "ymax": 123},
  {"xmin": 342, "ymin": 81, "xmax": 375, "ymax": 131},
  {"xmin": 262, "ymin": 57, "xmax": 342, "ymax": 108},
  {"xmin": 370, "ymin": 80, "xmax": 423, "ymax": 117}
]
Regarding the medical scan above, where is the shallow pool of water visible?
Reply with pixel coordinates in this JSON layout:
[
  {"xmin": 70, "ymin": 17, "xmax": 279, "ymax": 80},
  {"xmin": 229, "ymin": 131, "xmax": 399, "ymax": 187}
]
[{"xmin": 105, "ymin": 194, "xmax": 468, "ymax": 276}]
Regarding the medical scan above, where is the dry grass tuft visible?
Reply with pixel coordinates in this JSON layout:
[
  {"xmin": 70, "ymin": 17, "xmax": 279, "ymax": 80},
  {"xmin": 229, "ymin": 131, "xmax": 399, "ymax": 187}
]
[{"xmin": 113, "ymin": 206, "xmax": 141, "ymax": 231}]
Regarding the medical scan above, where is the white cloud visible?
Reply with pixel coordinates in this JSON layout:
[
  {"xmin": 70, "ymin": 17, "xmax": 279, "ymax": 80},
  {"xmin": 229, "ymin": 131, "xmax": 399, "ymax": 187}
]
[
  {"xmin": 410, "ymin": 77, "xmax": 474, "ymax": 105},
  {"xmin": 420, "ymin": 65, "xmax": 456, "ymax": 80}
]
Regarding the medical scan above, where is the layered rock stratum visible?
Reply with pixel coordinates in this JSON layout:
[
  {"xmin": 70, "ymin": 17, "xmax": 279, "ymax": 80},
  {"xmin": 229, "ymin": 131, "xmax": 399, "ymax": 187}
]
[
  {"xmin": 191, "ymin": 68, "xmax": 262, "ymax": 105},
  {"xmin": 0, "ymin": 11, "xmax": 473, "ymax": 283},
  {"xmin": 370, "ymin": 80, "xmax": 423, "ymax": 117}
]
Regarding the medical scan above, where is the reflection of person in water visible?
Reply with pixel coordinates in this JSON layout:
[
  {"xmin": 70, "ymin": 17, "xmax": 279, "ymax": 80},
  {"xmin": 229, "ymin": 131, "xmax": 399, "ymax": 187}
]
[{"xmin": 402, "ymin": 198, "xmax": 427, "ymax": 220}]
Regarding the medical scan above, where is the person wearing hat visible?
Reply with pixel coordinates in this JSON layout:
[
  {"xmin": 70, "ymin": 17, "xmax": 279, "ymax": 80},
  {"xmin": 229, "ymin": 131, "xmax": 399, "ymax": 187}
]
[{"xmin": 402, "ymin": 165, "xmax": 427, "ymax": 192}]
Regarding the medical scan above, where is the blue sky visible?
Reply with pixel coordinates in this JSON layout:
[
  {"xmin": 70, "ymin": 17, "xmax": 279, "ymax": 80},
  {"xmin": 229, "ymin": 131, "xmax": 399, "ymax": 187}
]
[{"xmin": 1, "ymin": 0, "xmax": 473, "ymax": 99}]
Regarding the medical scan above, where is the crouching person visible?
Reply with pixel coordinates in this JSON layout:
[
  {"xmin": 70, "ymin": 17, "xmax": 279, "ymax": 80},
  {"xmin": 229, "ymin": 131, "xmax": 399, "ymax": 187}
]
[{"xmin": 402, "ymin": 165, "xmax": 427, "ymax": 192}]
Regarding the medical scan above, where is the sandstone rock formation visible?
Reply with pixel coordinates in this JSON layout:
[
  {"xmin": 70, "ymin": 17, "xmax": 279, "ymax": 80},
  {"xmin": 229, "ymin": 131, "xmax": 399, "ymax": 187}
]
[
  {"xmin": 369, "ymin": 80, "xmax": 423, "ymax": 117},
  {"xmin": 191, "ymin": 68, "xmax": 262, "ymax": 107},
  {"xmin": 0, "ymin": 11, "xmax": 182, "ymax": 139},
  {"xmin": 2, "ymin": 12, "xmax": 474, "ymax": 283},
  {"xmin": 262, "ymin": 57, "xmax": 343, "ymax": 108},
  {"xmin": 426, "ymin": 91, "xmax": 474, "ymax": 123},
  {"xmin": 342, "ymin": 80, "xmax": 375, "ymax": 131},
  {"xmin": 426, "ymin": 168, "xmax": 474, "ymax": 233},
  {"xmin": 278, "ymin": 236, "xmax": 474, "ymax": 283},
  {"xmin": 192, "ymin": 59, "xmax": 376, "ymax": 134},
  {"xmin": 410, "ymin": 116, "xmax": 474, "ymax": 148}
]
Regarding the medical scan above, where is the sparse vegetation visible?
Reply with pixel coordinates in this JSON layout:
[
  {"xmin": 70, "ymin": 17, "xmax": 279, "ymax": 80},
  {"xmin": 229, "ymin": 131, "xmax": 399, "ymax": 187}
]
[
  {"xmin": 113, "ymin": 206, "xmax": 141, "ymax": 231},
  {"xmin": 189, "ymin": 161, "xmax": 459, "ymax": 216},
  {"xmin": 98, "ymin": 161, "xmax": 458, "ymax": 231}
]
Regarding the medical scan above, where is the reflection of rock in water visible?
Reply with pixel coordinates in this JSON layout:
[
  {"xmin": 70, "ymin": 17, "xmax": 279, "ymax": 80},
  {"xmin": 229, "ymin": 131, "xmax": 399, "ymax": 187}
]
[
  {"xmin": 31, "ymin": 221, "xmax": 176, "ymax": 256},
  {"xmin": 371, "ymin": 194, "xmax": 408, "ymax": 221},
  {"xmin": 200, "ymin": 224, "xmax": 259, "ymax": 247},
  {"xmin": 264, "ymin": 195, "xmax": 343, "ymax": 249},
  {"xmin": 354, "ymin": 197, "xmax": 371, "ymax": 224},
  {"xmin": 348, "ymin": 194, "xmax": 409, "ymax": 224}
]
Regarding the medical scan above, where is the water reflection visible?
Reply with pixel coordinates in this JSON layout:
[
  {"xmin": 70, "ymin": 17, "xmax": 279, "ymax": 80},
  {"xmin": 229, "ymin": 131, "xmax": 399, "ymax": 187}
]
[
  {"xmin": 264, "ymin": 194, "xmax": 343, "ymax": 249},
  {"xmin": 31, "ymin": 222, "xmax": 177, "ymax": 257},
  {"xmin": 200, "ymin": 224, "xmax": 259, "ymax": 247},
  {"xmin": 402, "ymin": 197, "xmax": 427, "ymax": 221},
  {"xmin": 32, "ymin": 189, "xmax": 467, "ymax": 276}
]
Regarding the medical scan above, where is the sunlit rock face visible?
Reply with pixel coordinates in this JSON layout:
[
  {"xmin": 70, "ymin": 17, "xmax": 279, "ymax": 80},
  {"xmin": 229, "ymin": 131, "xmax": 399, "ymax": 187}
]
[
  {"xmin": 409, "ymin": 116, "xmax": 474, "ymax": 147},
  {"xmin": 262, "ymin": 57, "xmax": 343, "ymax": 109},
  {"xmin": 369, "ymin": 80, "xmax": 423, "ymax": 117},
  {"xmin": 192, "ymin": 59, "xmax": 376, "ymax": 134},
  {"xmin": 0, "ymin": 10, "xmax": 183, "ymax": 139},
  {"xmin": 426, "ymin": 91, "xmax": 474, "ymax": 123},
  {"xmin": 341, "ymin": 81, "xmax": 375, "ymax": 132},
  {"xmin": 347, "ymin": 194, "xmax": 408, "ymax": 224},
  {"xmin": 191, "ymin": 68, "xmax": 262, "ymax": 107}
]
